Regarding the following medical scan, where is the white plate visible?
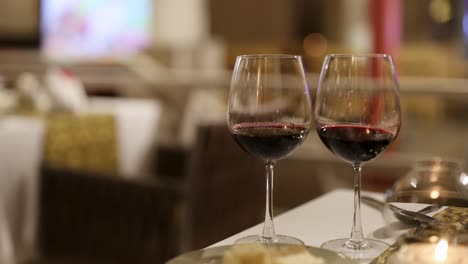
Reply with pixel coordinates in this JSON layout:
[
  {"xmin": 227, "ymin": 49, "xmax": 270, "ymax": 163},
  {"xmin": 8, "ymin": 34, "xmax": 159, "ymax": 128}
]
[{"xmin": 167, "ymin": 244, "xmax": 357, "ymax": 264}]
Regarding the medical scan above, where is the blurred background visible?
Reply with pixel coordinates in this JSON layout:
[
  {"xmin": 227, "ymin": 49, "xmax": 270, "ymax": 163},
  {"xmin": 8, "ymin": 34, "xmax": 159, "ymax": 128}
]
[{"xmin": 0, "ymin": 0, "xmax": 468, "ymax": 263}]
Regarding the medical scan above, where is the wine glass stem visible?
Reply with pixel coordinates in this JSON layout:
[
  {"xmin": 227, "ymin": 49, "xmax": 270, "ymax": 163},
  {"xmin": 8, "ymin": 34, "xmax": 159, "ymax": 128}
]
[
  {"xmin": 347, "ymin": 163, "xmax": 365, "ymax": 248},
  {"xmin": 262, "ymin": 161, "xmax": 276, "ymax": 241}
]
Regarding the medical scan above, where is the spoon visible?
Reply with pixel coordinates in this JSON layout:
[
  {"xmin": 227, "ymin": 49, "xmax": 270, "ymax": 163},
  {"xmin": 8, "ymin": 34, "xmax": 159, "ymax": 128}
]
[{"xmin": 361, "ymin": 195, "xmax": 443, "ymax": 226}]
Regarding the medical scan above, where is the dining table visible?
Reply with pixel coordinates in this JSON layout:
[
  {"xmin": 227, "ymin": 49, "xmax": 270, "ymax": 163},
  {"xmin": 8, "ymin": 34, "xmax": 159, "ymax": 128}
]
[
  {"xmin": 210, "ymin": 189, "xmax": 425, "ymax": 263},
  {"xmin": 0, "ymin": 96, "xmax": 163, "ymax": 263}
]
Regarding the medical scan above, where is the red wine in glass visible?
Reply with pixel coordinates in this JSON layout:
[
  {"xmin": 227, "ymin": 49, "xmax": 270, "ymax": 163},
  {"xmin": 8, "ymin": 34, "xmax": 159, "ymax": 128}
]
[
  {"xmin": 232, "ymin": 122, "xmax": 308, "ymax": 162},
  {"xmin": 317, "ymin": 125, "xmax": 395, "ymax": 164},
  {"xmin": 315, "ymin": 54, "xmax": 401, "ymax": 260},
  {"xmin": 227, "ymin": 54, "xmax": 311, "ymax": 245}
]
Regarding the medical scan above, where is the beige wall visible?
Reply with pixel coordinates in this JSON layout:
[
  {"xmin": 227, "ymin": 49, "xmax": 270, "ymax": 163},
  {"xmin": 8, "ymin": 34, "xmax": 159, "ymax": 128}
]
[
  {"xmin": 209, "ymin": 0, "xmax": 297, "ymax": 44},
  {"xmin": 0, "ymin": 0, "xmax": 39, "ymax": 36}
]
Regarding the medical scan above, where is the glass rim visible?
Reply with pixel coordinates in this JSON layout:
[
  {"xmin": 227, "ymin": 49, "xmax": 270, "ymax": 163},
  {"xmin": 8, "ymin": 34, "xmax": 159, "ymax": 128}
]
[
  {"xmin": 325, "ymin": 53, "xmax": 392, "ymax": 59},
  {"xmin": 413, "ymin": 158, "xmax": 460, "ymax": 168},
  {"xmin": 237, "ymin": 54, "xmax": 302, "ymax": 59}
]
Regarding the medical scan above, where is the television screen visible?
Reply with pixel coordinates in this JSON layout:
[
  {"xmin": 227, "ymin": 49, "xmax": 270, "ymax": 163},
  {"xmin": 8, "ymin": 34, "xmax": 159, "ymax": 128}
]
[{"xmin": 41, "ymin": 0, "xmax": 152, "ymax": 62}]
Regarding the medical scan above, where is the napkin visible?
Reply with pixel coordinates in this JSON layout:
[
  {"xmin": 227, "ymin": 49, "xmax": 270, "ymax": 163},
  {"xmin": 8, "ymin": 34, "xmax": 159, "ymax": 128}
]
[
  {"xmin": 45, "ymin": 67, "xmax": 88, "ymax": 113},
  {"xmin": 16, "ymin": 72, "xmax": 52, "ymax": 113}
]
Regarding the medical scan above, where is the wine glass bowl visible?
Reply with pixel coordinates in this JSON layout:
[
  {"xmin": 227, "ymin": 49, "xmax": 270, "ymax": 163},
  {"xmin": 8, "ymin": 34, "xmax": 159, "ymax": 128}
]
[
  {"xmin": 315, "ymin": 54, "xmax": 401, "ymax": 260},
  {"xmin": 383, "ymin": 158, "xmax": 468, "ymax": 229},
  {"xmin": 227, "ymin": 54, "xmax": 312, "ymax": 244},
  {"xmin": 387, "ymin": 159, "xmax": 463, "ymax": 205}
]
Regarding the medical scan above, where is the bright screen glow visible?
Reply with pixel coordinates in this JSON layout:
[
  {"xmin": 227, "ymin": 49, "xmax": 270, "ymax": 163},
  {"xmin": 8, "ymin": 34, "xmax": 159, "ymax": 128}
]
[{"xmin": 41, "ymin": 0, "xmax": 152, "ymax": 62}]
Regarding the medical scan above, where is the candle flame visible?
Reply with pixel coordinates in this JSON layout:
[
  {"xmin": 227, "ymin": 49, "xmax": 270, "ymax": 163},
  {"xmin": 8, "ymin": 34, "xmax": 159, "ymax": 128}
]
[
  {"xmin": 460, "ymin": 172, "xmax": 468, "ymax": 185},
  {"xmin": 410, "ymin": 178, "xmax": 418, "ymax": 188},
  {"xmin": 430, "ymin": 189, "xmax": 440, "ymax": 199},
  {"xmin": 434, "ymin": 239, "xmax": 448, "ymax": 262},
  {"xmin": 429, "ymin": 236, "xmax": 439, "ymax": 243}
]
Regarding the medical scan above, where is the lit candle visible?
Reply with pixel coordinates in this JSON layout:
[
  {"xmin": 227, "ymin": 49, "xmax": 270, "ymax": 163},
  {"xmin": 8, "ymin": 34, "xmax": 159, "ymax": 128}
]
[
  {"xmin": 388, "ymin": 239, "xmax": 468, "ymax": 264},
  {"xmin": 434, "ymin": 239, "xmax": 448, "ymax": 262}
]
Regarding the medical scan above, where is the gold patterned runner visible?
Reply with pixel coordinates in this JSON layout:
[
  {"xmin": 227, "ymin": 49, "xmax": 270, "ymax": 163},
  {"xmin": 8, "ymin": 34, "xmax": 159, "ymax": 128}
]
[
  {"xmin": 371, "ymin": 207, "xmax": 468, "ymax": 264},
  {"xmin": 15, "ymin": 107, "xmax": 119, "ymax": 175},
  {"xmin": 44, "ymin": 113, "xmax": 118, "ymax": 175}
]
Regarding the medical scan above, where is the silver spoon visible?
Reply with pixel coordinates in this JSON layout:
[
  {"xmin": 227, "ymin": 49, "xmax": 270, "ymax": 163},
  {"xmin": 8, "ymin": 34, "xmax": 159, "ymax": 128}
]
[{"xmin": 361, "ymin": 195, "xmax": 443, "ymax": 226}]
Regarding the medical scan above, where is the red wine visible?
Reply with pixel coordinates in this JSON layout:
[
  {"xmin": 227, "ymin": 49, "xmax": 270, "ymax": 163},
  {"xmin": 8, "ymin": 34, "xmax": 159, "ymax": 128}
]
[
  {"xmin": 231, "ymin": 122, "xmax": 308, "ymax": 162},
  {"xmin": 317, "ymin": 125, "xmax": 394, "ymax": 163}
]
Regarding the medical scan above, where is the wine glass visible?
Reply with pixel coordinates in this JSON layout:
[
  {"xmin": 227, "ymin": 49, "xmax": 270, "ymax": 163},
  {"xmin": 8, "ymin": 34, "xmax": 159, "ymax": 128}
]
[
  {"xmin": 227, "ymin": 54, "xmax": 312, "ymax": 244},
  {"xmin": 383, "ymin": 158, "xmax": 468, "ymax": 229},
  {"xmin": 315, "ymin": 54, "xmax": 401, "ymax": 259},
  {"xmin": 387, "ymin": 158, "xmax": 464, "ymax": 205}
]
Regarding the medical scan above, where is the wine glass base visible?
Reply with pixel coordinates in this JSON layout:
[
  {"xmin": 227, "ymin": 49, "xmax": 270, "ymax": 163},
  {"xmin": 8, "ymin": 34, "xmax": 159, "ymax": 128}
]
[
  {"xmin": 321, "ymin": 238, "xmax": 389, "ymax": 261},
  {"xmin": 235, "ymin": 235, "xmax": 304, "ymax": 245}
]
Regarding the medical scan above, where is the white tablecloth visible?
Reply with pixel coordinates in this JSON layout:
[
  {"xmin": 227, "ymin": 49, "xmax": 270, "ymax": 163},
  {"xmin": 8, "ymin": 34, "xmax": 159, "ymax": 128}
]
[
  {"xmin": 0, "ymin": 117, "xmax": 44, "ymax": 257},
  {"xmin": 211, "ymin": 189, "xmax": 402, "ymax": 262}
]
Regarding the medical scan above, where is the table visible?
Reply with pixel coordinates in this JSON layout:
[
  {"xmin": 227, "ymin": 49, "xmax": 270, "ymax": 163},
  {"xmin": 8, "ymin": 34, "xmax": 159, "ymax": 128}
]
[
  {"xmin": 0, "ymin": 117, "xmax": 44, "ymax": 260},
  {"xmin": 211, "ymin": 189, "xmax": 400, "ymax": 260},
  {"xmin": 0, "ymin": 98, "xmax": 161, "ymax": 261}
]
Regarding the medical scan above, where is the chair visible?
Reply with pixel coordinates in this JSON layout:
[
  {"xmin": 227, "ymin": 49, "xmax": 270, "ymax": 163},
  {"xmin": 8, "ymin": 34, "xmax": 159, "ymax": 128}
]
[
  {"xmin": 183, "ymin": 123, "xmax": 264, "ymax": 250},
  {"xmin": 38, "ymin": 167, "xmax": 180, "ymax": 264}
]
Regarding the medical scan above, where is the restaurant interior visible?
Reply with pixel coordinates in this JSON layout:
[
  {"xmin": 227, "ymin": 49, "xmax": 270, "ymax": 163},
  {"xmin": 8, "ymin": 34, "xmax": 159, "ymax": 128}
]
[{"xmin": 0, "ymin": 0, "xmax": 468, "ymax": 263}]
